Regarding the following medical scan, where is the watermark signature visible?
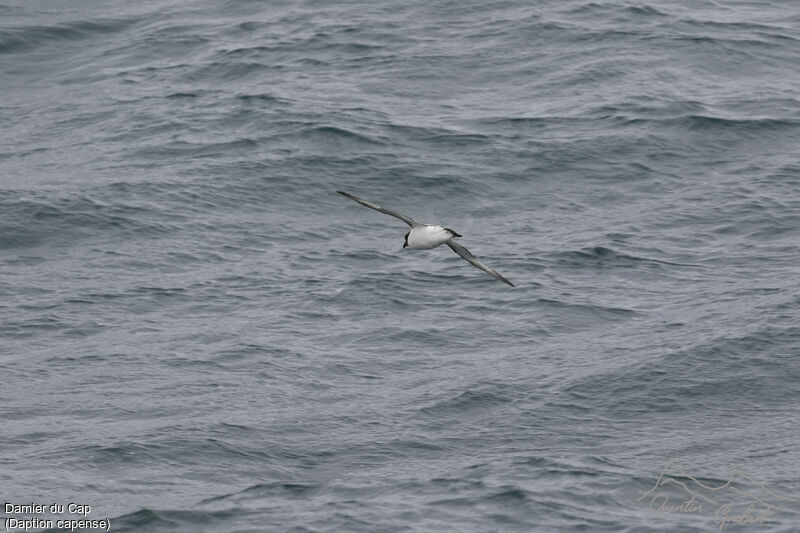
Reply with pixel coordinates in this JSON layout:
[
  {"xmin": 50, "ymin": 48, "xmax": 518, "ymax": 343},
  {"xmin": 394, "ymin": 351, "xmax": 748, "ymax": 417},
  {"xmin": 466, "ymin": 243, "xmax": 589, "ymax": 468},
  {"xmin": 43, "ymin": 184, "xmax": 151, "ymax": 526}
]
[{"xmin": 636, "ymin": 460, "xmax": 796, "ymax": 530}]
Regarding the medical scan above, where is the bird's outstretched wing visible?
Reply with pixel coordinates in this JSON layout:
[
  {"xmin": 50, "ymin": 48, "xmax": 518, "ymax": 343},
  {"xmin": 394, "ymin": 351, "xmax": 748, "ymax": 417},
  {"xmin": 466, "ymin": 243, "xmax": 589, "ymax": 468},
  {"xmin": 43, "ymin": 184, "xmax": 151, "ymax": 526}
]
[
  {"xmin": 446, "ymin": 241, "xmax": 515, "ymax": 287},
  {"xmin": 337, "ymin": 191, "xmax": 417, "ymax": 227}
]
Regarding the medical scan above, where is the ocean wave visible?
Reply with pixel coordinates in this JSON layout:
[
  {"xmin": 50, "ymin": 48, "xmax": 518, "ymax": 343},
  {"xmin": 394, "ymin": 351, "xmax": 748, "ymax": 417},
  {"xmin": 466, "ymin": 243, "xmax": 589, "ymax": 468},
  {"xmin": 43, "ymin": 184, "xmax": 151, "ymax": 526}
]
[
  {"xmin": 0, "ymin": 17, "xmax": 136, "ymax": 54},
  {"xmin": 547, "ymin": 246, "xmax": 687, "ymax": 272},
  {"xmin": 419, "ymin": 388, "xmax": 513, "ymax": 417},
  {"xmin": 0, "ymin": 194, "xmax": 172, "ymax": 250},
  {"xmin": 560, "ymin": 324, "xmax": 800, "ymax": 414}
]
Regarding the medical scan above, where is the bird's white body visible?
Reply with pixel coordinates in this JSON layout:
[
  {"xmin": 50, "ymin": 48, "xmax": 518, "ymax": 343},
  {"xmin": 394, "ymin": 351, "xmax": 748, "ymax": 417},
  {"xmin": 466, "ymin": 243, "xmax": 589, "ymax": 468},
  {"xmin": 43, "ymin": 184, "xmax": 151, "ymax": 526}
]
[{"xmin": 406, "ymin": 225, "xmax": 454, "ymax": 249}]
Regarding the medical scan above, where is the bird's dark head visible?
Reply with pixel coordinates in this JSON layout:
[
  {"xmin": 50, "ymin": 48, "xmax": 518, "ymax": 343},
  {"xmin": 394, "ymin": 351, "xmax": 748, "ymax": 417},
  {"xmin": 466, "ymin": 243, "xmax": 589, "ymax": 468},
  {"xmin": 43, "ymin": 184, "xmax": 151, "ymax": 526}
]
[{"xmin": 403, "ymin": 231, "xmax": 409, "ymax": 248}]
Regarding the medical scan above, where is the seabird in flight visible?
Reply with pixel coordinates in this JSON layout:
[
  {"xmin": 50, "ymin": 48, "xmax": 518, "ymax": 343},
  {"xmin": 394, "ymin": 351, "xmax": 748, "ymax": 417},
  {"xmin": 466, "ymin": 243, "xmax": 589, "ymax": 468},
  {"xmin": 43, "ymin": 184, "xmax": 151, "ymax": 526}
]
[{"xmin": 337, "ymin": 191, "xmax": 514, "ymax": 287}]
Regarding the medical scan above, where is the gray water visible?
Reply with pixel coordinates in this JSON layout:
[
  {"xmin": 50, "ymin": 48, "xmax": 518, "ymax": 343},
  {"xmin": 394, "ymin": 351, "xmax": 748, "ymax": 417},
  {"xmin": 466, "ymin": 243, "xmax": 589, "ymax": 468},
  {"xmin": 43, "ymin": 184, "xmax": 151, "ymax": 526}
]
[{"xmin": 2, "ymin": 0, "xmax": 800, "ymax": 531}]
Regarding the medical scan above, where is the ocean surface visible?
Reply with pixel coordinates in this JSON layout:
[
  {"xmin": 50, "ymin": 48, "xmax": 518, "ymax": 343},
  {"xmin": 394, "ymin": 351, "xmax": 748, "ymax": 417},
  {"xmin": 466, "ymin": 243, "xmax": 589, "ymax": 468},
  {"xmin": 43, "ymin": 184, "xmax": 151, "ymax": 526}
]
[{"xmin": 2, "ymin": 0, "xmax": 800, "ymax": 531}]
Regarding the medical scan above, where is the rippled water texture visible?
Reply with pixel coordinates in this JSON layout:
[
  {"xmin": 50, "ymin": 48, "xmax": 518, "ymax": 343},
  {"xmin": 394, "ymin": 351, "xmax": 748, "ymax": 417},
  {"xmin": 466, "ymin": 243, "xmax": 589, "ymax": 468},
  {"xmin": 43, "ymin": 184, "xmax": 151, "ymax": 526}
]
[{"xmin": 2, "ymin": 0, "xmax": 800, "ymax": 531}]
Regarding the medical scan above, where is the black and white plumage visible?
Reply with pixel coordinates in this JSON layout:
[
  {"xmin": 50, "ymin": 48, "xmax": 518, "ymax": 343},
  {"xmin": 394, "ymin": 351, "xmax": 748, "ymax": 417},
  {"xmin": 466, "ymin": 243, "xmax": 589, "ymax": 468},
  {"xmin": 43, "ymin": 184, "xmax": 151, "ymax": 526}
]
[{"xmin": 337, "ymin": 191, "xmax": 515, "ymax": 287}]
